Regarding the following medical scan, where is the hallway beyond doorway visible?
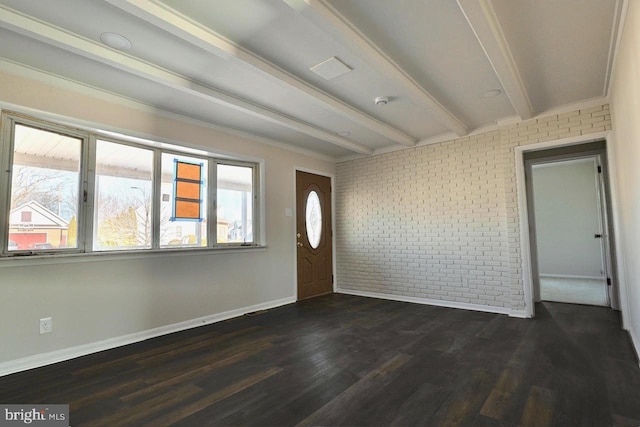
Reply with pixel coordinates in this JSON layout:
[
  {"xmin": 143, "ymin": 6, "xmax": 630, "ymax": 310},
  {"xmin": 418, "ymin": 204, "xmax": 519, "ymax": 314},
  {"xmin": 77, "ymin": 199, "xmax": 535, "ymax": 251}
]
[{"xmin": 540, "ymin": 276, "xmax": 608, "ymax": 306}]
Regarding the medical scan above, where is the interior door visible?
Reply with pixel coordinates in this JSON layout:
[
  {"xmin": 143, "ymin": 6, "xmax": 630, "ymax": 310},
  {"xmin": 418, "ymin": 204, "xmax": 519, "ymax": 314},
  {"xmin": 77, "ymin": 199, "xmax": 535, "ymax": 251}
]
[
  {"xmin": 296, "ymin": 171, "xmax": 333, "ymax": 300},
  {"xmin": 530, "ymin": 157, "xmax": 610, "ymax": 306}
]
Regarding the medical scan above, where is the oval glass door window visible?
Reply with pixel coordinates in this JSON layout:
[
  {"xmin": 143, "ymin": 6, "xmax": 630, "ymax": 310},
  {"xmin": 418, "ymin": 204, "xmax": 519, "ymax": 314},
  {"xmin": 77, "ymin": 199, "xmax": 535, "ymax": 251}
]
[{"xmin": 305, "ymin": 191, "xmax": 322, "ymax": 249}]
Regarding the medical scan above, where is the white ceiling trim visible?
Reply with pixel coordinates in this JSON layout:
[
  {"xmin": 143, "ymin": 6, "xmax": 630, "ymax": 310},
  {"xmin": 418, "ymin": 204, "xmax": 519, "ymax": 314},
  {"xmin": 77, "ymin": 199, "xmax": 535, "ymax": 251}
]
[
  {"xmin": 285, "ymin": 0, "xmax": 469, "ymax": 137},
  {"xmin": 457, "ymin": 0, "xmax": 533, "ymax": 120},
  {"xmin": 104, "ymin": 0, "xmax": 416, "ymax": 148},
  {"xmin": 0, "ymin": 60, "xmax": 337, "ymax": 163},
  {"xmin": 339, "ymin": 96, "xmax": 610, "ymax": 163},
  {"xmin": 496, "ymin": 96, "xmax": 609, "ymax": 127},
  {"xmin": 605, "ymin": 0, "xmax": 627, "ymax": 96},
  {"xmin": 0, "ymin": 5, "xmax": 373, "ymax": 155}
]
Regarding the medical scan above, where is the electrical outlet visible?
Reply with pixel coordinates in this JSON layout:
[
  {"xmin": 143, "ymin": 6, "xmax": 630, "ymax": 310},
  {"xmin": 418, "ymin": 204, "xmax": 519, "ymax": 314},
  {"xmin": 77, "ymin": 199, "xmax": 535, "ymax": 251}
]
[{"xmin": 40, "ymin": 317, "xmax": 52, "ymax": 335}]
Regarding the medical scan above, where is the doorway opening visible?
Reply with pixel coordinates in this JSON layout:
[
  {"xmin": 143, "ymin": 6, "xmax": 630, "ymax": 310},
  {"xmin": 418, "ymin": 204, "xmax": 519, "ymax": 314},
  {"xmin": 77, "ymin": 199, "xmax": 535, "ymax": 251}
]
[{"xmin": 524, "ymin": 141, "xmax": 618, "ymax": 308}]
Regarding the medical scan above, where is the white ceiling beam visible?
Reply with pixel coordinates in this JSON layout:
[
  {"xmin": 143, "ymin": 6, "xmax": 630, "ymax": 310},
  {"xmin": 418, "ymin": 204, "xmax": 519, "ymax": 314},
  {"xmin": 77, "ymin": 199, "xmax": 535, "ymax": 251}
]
[
  {"xmin": 0, "ymin": 6, "xmax": 373, "ymax": 155},
  {"xmin": 457, "ymin": 0, "xmax": 533, "ymax": 120},
  {"xmin": 285, "ymin": 0, "xmax": 468, "ymax": 137},
  {"xmin": 104, "ymin": 0, "xmax": 416, "ymax": 148}
]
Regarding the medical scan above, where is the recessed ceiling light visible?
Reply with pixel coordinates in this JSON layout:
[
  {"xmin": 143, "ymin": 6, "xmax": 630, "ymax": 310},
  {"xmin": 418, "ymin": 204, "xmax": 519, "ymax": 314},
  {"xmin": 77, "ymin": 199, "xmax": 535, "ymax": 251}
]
[
  {"xmin": 100, "ymin": 32, "xmax": 132, "ymax": 50},
  {"xmin": 375, "ymin": 96, "xmax": 390, "ymax": 106},
  {"xmin": 481, "ymin": 89, "xmax": 501, "ymax": 98}
]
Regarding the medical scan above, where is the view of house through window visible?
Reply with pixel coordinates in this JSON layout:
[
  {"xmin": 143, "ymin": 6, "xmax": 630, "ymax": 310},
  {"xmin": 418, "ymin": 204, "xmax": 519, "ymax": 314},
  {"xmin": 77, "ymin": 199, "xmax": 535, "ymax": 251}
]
[
  {"xmin": 94, "ymin": 140, "xmax": 154, "ymax": 250},
  {"xmin": 7, "ymin": 124, "xmax": 81, "ymax": 251},
  {"xmin": 217, "ymin": 164, "xmax": 253, "ymax": 243}
]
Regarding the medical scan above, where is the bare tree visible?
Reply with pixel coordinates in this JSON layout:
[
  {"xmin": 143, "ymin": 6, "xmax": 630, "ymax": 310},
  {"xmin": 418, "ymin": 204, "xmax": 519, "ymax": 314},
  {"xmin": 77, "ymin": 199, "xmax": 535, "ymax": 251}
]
[
  {"xmin": 11, "ymin": 165, "xmax": 78, "ymax": 219},
  {"xmin": 95, "ymin": 183, "xmax": 152, "ymax": 248}
]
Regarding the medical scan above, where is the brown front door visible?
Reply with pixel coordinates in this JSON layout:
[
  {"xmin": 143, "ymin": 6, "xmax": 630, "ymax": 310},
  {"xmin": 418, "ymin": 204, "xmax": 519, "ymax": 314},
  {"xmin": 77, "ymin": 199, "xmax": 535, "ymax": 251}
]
[{"xmin": 296, "ymin": 171, "xmax": 333, "ymax": 300}]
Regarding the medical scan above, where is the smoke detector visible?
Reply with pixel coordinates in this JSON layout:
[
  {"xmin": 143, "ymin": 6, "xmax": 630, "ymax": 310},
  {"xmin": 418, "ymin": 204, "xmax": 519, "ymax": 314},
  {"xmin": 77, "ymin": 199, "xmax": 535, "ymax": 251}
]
[{"xmin": 375, "ymin": 96, "xmax": 390, "ymax": 106}]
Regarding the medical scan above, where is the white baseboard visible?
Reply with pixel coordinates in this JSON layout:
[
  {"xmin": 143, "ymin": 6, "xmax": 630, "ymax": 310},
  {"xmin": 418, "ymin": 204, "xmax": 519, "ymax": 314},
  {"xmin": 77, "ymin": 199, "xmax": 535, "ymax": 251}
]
[
  {"xmin": 336, "ymin": 288, "xmax": 526, "ymax": 317},
  {"xmin": 0, "ymin": 296, "xmax": 295, "ymax": 378},
  {"xmin": 508, "ymin": 310, "xmax": 530, "ymax": 318},
  {"xmin": 539, "ymin": 274, "xmax": 604, "ymax": 280}
]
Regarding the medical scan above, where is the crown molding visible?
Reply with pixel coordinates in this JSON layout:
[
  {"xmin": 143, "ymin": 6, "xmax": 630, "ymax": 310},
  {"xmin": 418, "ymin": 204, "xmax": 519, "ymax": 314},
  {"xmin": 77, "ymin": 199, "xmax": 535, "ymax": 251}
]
[
  {"xmin": 605, "ymin": 0, "xmax": 628, "ymax": 97},
  {"xmin": 336, "ymin": 153, "xmax": 369, "ymax": 163},
  {"xmin": 338, "ymin": 97, "xmax": 609, "ymax": 162}
]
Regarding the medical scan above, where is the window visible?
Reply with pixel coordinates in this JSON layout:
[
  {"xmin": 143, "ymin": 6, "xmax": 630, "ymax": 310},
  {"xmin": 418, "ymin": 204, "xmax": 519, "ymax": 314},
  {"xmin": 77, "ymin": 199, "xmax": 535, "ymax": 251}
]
[
  {"xmin": 217, "ymin": 164, "xmax": 254, "ymax": 244},
  {"xmin": 6, "ymin": 123, "xmax": 83, "ymax": 252},
  {"xmin": 94, "ymin": 140, "xmax": 153, "ymax": 251},
  {"xmin": 305, "ymin": 191, "xmax": 322, "ymax": 249},
  {"xmin": 0, "ymin": 111, "xmax": 260, "ymax": 255},
  {"xmin": 160, "ymin": 153, "xmax": 207, "ymax": 248}
]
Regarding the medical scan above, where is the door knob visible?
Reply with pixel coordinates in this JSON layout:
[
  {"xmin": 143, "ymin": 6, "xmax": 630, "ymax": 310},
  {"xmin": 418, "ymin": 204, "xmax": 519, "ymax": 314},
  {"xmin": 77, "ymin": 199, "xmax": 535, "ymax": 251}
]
[{"xmin": 594, "ymin": 234, "xmax": 603, "ymax": 238}]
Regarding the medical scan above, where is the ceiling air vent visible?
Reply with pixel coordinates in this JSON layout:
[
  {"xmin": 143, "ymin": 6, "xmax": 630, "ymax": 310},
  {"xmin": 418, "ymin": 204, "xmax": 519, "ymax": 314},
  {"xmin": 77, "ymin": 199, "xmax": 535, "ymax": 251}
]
[{"xmin": 309, "ymin": 57, "xmax": 352, "ymax": 80}]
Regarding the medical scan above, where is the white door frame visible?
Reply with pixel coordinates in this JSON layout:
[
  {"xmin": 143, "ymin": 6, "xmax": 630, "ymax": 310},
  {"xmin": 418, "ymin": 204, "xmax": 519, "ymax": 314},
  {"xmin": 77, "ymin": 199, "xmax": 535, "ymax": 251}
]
[
  {"xmin": 526, "ymin": 154, "xmax": 612, "ymax": 307},
  {"xmin": 515, "ymin": 131, "xmax": 630, "ymax": 328},
  {"xmin": 292, "ymin": 167, "xmax": 336, "ymax": 300}
]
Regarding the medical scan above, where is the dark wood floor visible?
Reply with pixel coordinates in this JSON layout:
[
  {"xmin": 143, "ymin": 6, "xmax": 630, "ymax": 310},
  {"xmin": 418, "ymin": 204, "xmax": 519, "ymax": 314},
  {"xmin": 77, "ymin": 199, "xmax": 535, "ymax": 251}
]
[{"xmin": 0, "ymin": 294, "xmax": 639, "ymax": 426}]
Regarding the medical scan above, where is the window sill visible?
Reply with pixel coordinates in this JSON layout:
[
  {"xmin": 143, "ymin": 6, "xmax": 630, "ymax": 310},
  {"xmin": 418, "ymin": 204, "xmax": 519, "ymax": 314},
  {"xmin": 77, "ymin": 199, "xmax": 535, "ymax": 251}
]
[{"xmin": 0, "ymin": 245, "xmax": 267, "ymax": 267}]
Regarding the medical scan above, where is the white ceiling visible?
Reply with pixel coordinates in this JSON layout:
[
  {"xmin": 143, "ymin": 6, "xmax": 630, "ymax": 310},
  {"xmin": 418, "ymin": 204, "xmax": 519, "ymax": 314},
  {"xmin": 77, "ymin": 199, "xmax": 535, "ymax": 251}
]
[{"xmin": 0, "ymin": 0, "xmax": 623, "ymax": 160}]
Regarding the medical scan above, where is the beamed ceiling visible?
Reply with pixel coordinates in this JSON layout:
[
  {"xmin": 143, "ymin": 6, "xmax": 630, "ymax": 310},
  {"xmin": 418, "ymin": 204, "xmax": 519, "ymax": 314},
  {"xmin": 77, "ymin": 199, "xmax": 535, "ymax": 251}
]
[{"xmin": 0, "ymin": 0, "xmax": 623, "ymax": 160}]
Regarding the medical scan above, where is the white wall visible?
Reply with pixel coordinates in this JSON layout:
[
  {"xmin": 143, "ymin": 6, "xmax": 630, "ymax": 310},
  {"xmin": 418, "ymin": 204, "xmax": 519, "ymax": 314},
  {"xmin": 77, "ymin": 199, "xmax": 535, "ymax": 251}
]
[
  {"xmin": 0, "ymin": 69, "xmax": 334, "ymax": 368},
  {"xmin": 532, "ymin": 159, "xmax": 603, "ymax": 277},
  {"xmin": 336, "ymin": 131, "xmax": 511, "ymax": 310},
  {"xmin": 609, "ymin": 0, "xmax": 640, "ymax": 357},
  {"xmin": 336, "ymin": 105, "xmax": 611, "ymax": 315}
]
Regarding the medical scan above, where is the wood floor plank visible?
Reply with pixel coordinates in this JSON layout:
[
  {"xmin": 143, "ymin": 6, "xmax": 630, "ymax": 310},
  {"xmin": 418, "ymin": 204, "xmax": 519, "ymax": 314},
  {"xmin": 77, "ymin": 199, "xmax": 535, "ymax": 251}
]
[
  {"xmin": 237, "ymin": 369, "xmax": 360, "ymax": 426},
  {"xmin": 72, "ymin": 378, "xmax": 147, "ymax": 408},
  {"xmin": 389, "ymin": 382, "xmax": 452, "ymax": 426},
  {"xmin": 612, "ymin": 413, "xmax": 640, "ymax": 427},
  {"xmin": 520, "ymin": 386, "xmax": 556, "ymax": 427},
  {"xmin": 137, "ymin": 336, "xmax": 276, "ymax": 389},
  {"xmin": 427, "ymin": 368, "xmax": 496, "ymax": 427},
  {"xmin": 604, "ymin": 356, "xmax": 640, "ymax": 420},
  {"xmin": 87, "ymin": 384, "xmax": 204, "ymax": 427},
  {"xmin": 295, "ymin": 353, "xmax": 413, "ymax": 426},
  {"xmin": 143, "ymin": 367, "xmax": 282, "ymax": 427},
  {"xmin": 480, "ymin": 388, "xmax": 514, "ymax": 420},
  {"xmin": 122, "ymin": 341, "xmax": 273, "ymax": 403},
  {"xmin": 494, "ymin": 363, "xmax": 526, "ymax": 393},
  {"xmin": 136, "ymin": 326, "xmax": 263, "ymax": 366}
]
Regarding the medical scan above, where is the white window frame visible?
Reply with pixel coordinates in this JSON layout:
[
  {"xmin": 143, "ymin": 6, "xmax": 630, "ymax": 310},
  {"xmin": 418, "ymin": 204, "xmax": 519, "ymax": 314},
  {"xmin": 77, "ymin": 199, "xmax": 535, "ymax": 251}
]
[
  {"xmin": 0, "ymin": 112, "xmax": 90, "ymax": 255},
  {"xmin": 214, "ymin": 159, "xmax": 260, "ymax": 246},
  {"xmin": 92, "ymin": 136, "xmax": 156, "ymax": 252}
]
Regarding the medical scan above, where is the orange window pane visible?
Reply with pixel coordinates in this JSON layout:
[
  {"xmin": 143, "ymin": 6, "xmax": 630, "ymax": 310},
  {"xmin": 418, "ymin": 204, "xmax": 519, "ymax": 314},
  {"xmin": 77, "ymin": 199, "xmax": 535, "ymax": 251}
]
[
  {"xmin": 176, "ymin": 162, "xmax": 201, "ymax": 181},
  {"xmin": 175, "ymin": 200, "xmax": 200, "ymax": 219},
  {"xmin": 176, "ymin": 181, "xmax": 200, "ymax": 199}
]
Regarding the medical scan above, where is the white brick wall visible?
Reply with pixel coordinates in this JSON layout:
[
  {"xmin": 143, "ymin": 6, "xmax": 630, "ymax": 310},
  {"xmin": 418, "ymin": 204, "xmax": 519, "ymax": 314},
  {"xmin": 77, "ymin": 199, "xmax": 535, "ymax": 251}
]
[{"xmin": 336, "ymin": 104, "xmax": 611, "ymax": 312}]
